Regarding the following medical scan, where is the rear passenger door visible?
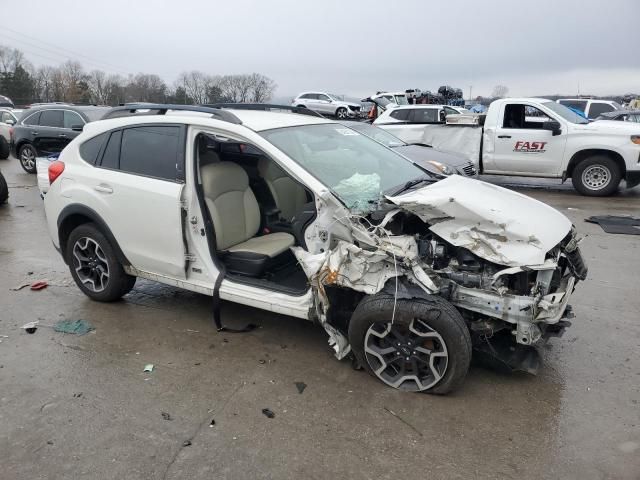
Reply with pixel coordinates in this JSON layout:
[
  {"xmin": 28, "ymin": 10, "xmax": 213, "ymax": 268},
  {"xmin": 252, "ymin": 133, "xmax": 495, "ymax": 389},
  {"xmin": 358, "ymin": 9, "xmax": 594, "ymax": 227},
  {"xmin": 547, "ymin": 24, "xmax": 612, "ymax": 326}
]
[
  {"xmin": 88, "ymin": 124, "xmax": 188, "ymax": 278},
  {"xmin": 34, "ymin": 109, "xmax": 65, "ymax": 154}
]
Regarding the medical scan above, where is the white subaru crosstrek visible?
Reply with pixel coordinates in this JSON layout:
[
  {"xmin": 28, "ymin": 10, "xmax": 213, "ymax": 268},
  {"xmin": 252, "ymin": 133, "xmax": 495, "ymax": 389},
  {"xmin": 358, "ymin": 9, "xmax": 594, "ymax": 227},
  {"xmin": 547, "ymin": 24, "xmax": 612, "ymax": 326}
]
[{"xmin": 43, "ymin": 104, "xmax": 587, "ymax": 394}]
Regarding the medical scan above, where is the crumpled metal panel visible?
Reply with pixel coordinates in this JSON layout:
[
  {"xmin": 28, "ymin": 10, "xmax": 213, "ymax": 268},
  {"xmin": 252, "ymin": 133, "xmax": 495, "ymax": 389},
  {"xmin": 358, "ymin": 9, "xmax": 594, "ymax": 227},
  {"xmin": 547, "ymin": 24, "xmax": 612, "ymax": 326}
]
[{"xmin": 387, "ymin": 175, "xmax": 571, "ymax": 266}]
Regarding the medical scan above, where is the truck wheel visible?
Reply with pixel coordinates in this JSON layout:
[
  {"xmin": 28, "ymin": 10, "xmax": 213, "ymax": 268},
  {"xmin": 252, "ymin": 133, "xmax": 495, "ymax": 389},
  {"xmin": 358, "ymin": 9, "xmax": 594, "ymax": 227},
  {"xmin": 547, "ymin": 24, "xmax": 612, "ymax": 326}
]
[
  {"xmin": 571, "ymin": 156, "xmax": 621, "ymax": 196},
  {"xmin": 66, "ymin": 223, "xmax": 136, "ymax": 302},
  {"xmin": 0, "ymin": 171, "xmax": 8, "ymax": 204},
  {"xmin": 0, "ymin": 137, "xmax": 9, "ymax": 160},
  {"xmin": 335, "ymin": 107, "xmax": 348, "ymax": 119},
  {"xmin": 348, "ymin": 293, "xmax": 471, "ymax": 394},
  {"xmin": 18, "ymin": 144, "xmax": 37, "ymax": 173}
]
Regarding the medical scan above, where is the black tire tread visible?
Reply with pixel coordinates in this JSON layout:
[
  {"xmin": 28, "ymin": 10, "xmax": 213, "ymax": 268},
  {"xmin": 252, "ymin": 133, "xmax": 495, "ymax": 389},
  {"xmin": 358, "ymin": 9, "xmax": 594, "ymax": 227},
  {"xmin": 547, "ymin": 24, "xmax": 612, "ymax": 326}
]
[
  {"xmin": 0, "ymin": 136, "xmax": 9, "ymax": 160},
  {"xmin": 571, "ymin": 155, "xmax": 621, "ymax": 197},
  {"xmin": 18, "ymin": 143, "xmax": 37, "ymax": 174},
  {"xmin": 348, "ymin": 293, "xmax": 472, "ymax": 394},
  {"xmin": 0, "ymin": 171, "xmax": 8, "ymax": 204},
  {"xmin": 66, "ymin": 223, "xmax": 136, "ymax": 302}
]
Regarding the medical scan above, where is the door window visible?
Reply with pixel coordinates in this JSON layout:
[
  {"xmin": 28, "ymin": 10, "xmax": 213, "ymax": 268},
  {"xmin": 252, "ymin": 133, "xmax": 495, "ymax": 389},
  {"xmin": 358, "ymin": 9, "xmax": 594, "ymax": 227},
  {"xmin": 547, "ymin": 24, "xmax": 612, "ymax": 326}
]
[
  {"xmin": 317, "ymin": 94, "xmax": 330, "ymax": 102},
  {"xmin": 628, "ymin": 114, "xmax": 640, "ymax": 123},
  {"xmin": 443, "ymin": 106, "xmax": 459, "ymax": 116},
  {"xmin": 409, "ymin": 108, "xmax": 439, "ymax": 123},
  {"xmin": 64, "ymin": 111, "xmax": 85, "ymax": 129},
  {"xmin": 1, "ymin": 111, "xmax": 12, "ymax": 123},
  {"xmin": 503, "ymin": 104, "xmax": 551, "ymax": 129},
  {"xmin": 588, "ymin": 103, "xmax": 614, "ymax": 119},
  {"xmin": 79, "ymin": 132, "xmax": 108, "ymax": 165},
  {"xmin": 119, "ymin": 126, "xmax": 182, "ymax": 181},
  {"xmin": 39, "ymin": 110, "xmax": 64, "ymax": 128},
  {"xmin": 389, "ymin": 109, "xmax": 410, "ymax": 121},
  {"xmin": 100, "ymin": 130, "xmax": 122, "ymax": 169},
  {"xmin": 23, "ymin": 112, "xmax": 41, "ymax": 126}
]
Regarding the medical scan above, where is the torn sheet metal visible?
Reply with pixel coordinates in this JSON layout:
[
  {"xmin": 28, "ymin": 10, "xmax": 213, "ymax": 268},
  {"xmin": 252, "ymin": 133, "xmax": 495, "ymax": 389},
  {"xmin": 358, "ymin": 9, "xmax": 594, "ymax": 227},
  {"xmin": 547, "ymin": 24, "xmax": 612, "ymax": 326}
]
[
  {"xmin": 386, "ymin": 175, "xmax": 571, "ymax": 267},
  {"xmin": 293, "ymin": 242, "xmax": 400, "ymax": 296}
]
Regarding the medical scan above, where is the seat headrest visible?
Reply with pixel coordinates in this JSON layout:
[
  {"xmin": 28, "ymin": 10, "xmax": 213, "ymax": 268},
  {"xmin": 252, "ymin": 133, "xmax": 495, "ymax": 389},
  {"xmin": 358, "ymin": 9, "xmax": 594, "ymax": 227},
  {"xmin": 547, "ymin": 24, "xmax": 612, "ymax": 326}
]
[
  {"xmin": 201, "ymin": 162, "xmax": 249, "ymax": 198},
  {"xmin": 257, "ymin": 157, "xmax": 288, "ymax": 181}
]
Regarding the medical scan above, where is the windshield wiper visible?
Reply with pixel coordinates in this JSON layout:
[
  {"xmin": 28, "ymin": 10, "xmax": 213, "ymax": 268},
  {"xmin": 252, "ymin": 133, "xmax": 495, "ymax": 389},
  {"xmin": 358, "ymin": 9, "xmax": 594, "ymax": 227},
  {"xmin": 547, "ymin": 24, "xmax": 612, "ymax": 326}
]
[{"xmin": 385, "ymin": 175, "xmax": 435, "ymax": 196}]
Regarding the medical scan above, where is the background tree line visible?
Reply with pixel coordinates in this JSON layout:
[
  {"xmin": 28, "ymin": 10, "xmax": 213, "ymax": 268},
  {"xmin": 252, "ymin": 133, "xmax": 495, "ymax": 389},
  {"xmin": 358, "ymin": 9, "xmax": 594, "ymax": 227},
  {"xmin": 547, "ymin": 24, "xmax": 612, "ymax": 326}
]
[{"xmin": 0, "ymin": 45, "xmax": 277, "ymax": 107}]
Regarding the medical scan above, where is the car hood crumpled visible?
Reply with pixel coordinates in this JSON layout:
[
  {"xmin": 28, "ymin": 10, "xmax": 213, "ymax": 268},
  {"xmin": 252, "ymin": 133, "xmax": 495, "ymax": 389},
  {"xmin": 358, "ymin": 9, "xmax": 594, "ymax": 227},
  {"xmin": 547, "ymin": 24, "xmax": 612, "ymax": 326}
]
[{"xmin": 385, "ymin": 175, "xmax": 571, "ymax": 267}]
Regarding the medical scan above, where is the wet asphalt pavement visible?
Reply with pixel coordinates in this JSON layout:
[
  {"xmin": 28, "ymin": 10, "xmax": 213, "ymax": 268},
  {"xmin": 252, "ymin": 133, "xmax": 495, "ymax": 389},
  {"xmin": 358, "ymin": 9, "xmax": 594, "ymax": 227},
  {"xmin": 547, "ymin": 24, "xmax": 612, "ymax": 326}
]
[{"xmin": 1, "ymin": 157, "xmax": 639, "ymax": 480}]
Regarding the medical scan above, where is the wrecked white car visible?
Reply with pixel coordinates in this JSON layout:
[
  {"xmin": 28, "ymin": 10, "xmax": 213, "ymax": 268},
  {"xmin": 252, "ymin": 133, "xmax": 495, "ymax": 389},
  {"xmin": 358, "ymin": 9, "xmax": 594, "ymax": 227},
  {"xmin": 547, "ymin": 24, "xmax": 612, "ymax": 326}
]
[{"xmin": 44, "ymin": 104, "xmax": 587, "ymax": 394}]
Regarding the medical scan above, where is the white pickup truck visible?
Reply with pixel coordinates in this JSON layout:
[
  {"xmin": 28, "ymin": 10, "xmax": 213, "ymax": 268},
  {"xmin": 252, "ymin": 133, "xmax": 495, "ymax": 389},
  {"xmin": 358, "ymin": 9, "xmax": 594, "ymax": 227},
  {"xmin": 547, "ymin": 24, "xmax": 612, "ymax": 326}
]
[{"xmin": 375, "ymin": 97, "xmax": 640, "ymax": 196}]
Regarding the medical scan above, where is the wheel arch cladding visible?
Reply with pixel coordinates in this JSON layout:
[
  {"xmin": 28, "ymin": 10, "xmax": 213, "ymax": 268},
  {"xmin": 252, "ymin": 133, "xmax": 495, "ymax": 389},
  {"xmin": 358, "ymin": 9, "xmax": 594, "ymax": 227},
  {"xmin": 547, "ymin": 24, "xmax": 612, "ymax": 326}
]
[
  {"xmin": 567, "ymin": 149, "xmax": 626, "ymax": 179},
  {"xmin": 57, "ymin": 204, "xmax": 130, "ymax": 266}
]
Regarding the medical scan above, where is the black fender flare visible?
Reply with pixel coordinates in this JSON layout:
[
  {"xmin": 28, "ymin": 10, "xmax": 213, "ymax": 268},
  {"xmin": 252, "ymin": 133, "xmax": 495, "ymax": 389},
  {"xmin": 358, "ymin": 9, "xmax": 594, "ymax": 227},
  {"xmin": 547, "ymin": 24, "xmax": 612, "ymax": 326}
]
[{"xmin": 57, "ymin": 204, "xmax": 131, "ymax": 266}]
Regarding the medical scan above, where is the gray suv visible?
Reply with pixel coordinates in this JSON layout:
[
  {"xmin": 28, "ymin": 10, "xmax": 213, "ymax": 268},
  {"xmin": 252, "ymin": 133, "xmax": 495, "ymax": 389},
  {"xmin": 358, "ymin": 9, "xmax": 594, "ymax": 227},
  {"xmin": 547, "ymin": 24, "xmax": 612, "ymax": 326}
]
[{"xmin": 292, "ymin": 92, "xmax": 363, "ymax": 119}]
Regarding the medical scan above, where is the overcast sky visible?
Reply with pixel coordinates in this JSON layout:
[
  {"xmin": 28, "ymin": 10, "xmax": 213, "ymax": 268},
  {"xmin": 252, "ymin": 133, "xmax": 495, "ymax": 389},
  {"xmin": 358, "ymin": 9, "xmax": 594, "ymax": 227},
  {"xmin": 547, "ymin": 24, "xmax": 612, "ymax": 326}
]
[{"xmin": 2, "ymin": 0, "xmax": 639, "ymax": 99}]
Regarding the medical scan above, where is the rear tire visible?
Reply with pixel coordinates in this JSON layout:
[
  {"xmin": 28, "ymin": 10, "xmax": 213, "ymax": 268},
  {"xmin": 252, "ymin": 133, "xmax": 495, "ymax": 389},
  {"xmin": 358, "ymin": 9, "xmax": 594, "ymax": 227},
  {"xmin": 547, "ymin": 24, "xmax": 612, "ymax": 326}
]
[
  {"xmin": 348, "ymin": 293, "xmax": 471, "ymax": 394},
  {"xmin": 571, "ymin": 155, "xmax": 621, "ymax": 196},
  {"xmin": 18, "ymin": 143, "xmax": 37, "ymax": 174},
  {"xmin": 66, "ymin": 223, "xmax": 136, "ymax": 302},
  {"xmin": 0, "ymin": 137, "xmax": 9, "ymax": 160},
  {"xmin": 0, "ymin": 171, "xmax": 8, "ymax": 204}
]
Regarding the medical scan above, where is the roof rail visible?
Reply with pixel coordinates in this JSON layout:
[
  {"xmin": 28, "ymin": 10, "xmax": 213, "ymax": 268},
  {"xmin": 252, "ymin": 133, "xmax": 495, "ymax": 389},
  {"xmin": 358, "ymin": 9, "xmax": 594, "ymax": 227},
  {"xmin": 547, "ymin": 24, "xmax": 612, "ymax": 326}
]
[
  {"xmin": 101, "ymin": 104, "xmax": 243, "ymax": 124},
  {"xmin": 203, "ymin": 103, "xmax": 325, "ymax": 118}
]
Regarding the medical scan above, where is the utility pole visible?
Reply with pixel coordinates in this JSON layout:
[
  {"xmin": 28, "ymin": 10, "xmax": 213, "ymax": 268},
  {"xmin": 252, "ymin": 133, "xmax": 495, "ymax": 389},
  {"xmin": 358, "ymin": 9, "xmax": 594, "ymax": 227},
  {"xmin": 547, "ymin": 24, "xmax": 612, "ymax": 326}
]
[{"xmin": 469, "ymin": 85, "xmax": 472, "ymax": 102}]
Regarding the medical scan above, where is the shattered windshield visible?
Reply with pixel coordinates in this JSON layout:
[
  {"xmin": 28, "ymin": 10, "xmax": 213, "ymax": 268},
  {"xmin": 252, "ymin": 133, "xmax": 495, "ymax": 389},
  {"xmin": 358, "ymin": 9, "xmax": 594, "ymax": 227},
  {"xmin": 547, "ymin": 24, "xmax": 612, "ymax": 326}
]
[
  {"xmin": 261, "ymin": 124, "xmax": 428, "ymax": 211},
  {"xmin": 542, "ymin": 101, "xmax": 589, "ymax": 124}
]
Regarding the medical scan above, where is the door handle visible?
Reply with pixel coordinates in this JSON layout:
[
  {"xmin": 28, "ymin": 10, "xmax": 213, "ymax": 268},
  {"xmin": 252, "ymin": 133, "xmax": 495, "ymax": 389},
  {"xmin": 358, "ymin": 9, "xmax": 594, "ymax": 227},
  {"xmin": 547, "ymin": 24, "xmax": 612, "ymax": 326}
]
[
  {"xmin": 31, "ymin": 131, "xmax": 38, "ymax": 136},
  {"xmin": 94, "ymin": 184, "xmax": 113, "ymax": 194},
  {"xmin": 497, "ymin": 135, "xmax": 511, "ymax": 139},
  {"xmin": 58, "ymin": 134, "xmax": 68, "ymax": 138}
]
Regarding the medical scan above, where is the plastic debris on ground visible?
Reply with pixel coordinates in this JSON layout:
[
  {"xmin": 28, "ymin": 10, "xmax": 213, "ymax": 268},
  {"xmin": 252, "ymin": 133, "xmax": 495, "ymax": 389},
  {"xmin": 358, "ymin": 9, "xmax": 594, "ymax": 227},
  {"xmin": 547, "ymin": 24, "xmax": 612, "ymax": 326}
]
[
  {"xmin": 10, "ymin": 283, "xmax": 30, "ymax": 291},
  {"xmin": 261, "ymin": 408, "xmax": 275, "ymax": 419},
  {"xmin": 21, "ymin": 321, "xmax": 39, "ymax": 334},
  {"xmin": 53, "ymin": 319, "xmax": 94, "ymax": 335},
  {"xmin": 161, "ymin": 412, "xmax": 172, "ymax": 421},
  {"xmin": 294, "ymin": 382, "xmax": 307, "ymax": 394},
  {"xmin": 585, "ymin": 215, "xmax": 640, "ymax": 235},
  {"xmin": 30, "ymin": 280, "xmax": 48, "ymax": 291},
  {"xmin": 143, "ymin": 364, "xmax": 154, "ymax": 372}
]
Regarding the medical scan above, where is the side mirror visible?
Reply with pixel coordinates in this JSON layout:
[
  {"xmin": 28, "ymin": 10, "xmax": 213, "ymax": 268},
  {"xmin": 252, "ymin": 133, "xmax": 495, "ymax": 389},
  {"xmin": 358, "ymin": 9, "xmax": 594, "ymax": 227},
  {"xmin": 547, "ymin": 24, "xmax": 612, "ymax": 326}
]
[
  {"xmin": 542, "ymin": 120, "xmax": 562, "ymax": 136},
  {"xmin": 71, "ymin": 124, "xmax": 84, "ymax": 132},
  {"xmin": 4, "ymin": 118, "xmax": 15, "ymax": 126}
]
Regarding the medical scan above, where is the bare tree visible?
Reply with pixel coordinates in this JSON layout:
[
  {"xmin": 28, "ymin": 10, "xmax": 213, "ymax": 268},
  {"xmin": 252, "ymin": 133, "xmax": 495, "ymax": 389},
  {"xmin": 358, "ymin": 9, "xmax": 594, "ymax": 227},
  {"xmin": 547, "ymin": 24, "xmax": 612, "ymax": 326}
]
[
  {"xmin": 176, "ymin": 71, "xmax": 211, "ymax": 104},
  {"xmin": 491, "ymin": 85, "xmax": 509, "ymax": 98},
  {"xmin": 87, "ymin": 70, "xmax": 110, "ymax": 105},
  {"xmin": 33, "ymin": 66, "xmax": 55, "ymax": 102},
  {"xmin": 248, "ymin": 73, "xmax": 276, "ymax": 103},
  {"xmin": 0, "ymin": 46, "xmax": 25, "ymax": 73}
]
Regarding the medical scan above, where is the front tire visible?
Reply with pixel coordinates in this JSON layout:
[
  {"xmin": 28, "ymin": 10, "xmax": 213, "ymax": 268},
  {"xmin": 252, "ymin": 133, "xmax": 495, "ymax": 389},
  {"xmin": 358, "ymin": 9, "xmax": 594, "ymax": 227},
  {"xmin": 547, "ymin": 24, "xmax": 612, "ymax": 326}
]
[
  {"xmin": 571, "ymin": 155, "xmax": 621, "ymax": 196},
  {"xmin": 66, "ymin": 223, "xmax": 136, "ymax": 302},
  {"xmin": 335, "ymin": 107, "xmax": 349, "ymax": 119},
  {"xmin": 348, "ymin": 293, "xmax": 471, "ymax": 394},
  {"xmin": 18, "ymin": 143, "xmax": 37, "ymax": 173}
]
